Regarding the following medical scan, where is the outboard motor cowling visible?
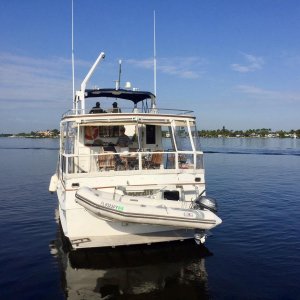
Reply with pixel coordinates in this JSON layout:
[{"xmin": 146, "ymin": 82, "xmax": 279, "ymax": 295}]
[{"xmin": 194, "ymin": 196, "xmax": 218, "ymax": 213}]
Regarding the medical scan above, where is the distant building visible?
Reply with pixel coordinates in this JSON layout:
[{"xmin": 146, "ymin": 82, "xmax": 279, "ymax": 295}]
[{"xmin": 36, "ymin": 130, "xmax": 56, "ymax": 137}]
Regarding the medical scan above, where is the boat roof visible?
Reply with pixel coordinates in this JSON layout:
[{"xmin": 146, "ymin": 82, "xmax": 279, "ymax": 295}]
[
  {"xmin": 62, "ymin": 112, "xmax": 196, "ymax": 126},
  {"xmin": 85, "ymin": 88, "xmax": 155, "ymax": 104}
]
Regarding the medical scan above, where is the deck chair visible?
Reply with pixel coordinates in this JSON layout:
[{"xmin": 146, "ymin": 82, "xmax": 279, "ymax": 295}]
[
  {"xmin": 148, "ymin": 152, "xmax": 163, "ymax": 169},
  {"xmin": 98, "ymin": 152, "xmax": 115, "ymax": 171}
]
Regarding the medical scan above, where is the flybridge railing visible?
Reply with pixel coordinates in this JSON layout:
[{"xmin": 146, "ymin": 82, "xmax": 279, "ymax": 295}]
[
  {"xmin": 59, "ymin": 150, "xmax": 204, "ymax": 175},
  {"xmin": 61, "ymin": 107, "xmax": 194, "ymax": 118}
]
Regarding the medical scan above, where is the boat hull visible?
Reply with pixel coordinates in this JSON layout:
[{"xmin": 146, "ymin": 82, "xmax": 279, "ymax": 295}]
[
  {"xmin": 58, "ymin": 202, "xmax": 197, "ymax": 249},
  {"xmin": 66, "ymin": 228, "xmax": 197, "ymax": 249},
  {"xmin": 57, "ymin": 184, "xmax": 217, "ymax": 249}
]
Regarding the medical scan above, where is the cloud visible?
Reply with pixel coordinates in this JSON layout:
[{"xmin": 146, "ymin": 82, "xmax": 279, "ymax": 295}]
[
  {"xmin": 0, "ymin": 52, "xmax": 72, "ymax": 106},
  {"xmin": 235, "ymin": 84, "xmax": 300, "ymax": 103},
  {"xmin": 126, "ymin": 56, "xmax": 206, "ymax": 79},
  {"xmin": 231, "ymin": 53, "xmax": 264, "ymax": 73},
  {"xmin": 236, "ymin": 85, "xmax": 276, "ymax": 97},
  {"xmin": 0, "ymin": 52, "xmax": 93, "ymax": 107}
]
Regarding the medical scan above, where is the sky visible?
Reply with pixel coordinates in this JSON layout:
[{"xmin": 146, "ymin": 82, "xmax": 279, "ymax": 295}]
[{"xmin": 1, "ymin": 0, "xmax": 300, "ymax": 133}]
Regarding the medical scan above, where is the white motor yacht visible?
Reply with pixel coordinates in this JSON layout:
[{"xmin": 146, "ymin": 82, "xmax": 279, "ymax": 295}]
[{"xmin": 49, "ymin": 52, "xmax": 222, "ymax": 249}]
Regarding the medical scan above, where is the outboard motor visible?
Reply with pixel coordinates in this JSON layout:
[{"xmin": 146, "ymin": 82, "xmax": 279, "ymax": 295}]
[
  {"xmin": 193, "ymin": 195, "xmax": 218, "ymax": 214},
  {"xmin": 193, "ymin": 191, "xmax": 219, "ymax": 245},
  {"xmin": 193, "ymin": 194, "xmax": 218, "ymax": 244}
]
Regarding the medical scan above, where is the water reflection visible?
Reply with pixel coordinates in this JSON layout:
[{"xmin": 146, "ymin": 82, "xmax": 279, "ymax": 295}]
[{"xmin": 50, "ymin": 226, "xmax": 213, "ymax": 299}]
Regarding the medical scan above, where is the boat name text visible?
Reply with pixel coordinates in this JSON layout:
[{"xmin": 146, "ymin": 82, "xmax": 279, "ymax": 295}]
[{"xmin": 100, "ymin": 201, "xmax": 124, "ymax": 211}]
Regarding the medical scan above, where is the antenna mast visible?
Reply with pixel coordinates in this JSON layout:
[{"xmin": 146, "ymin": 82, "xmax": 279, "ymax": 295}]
[
  {"xmin": 153, "ymin": 10, "xmax": 157, "ymax": 97},
  {"xmin": 118, "ymin": 59, "xmax": 122, "ymax": 90},
  {"xmin": 72, "ymin": 0, "xmax": 75, "ymax": 111}
]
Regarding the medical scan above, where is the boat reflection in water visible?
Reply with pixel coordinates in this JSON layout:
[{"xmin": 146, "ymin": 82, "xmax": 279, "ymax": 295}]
[{"xmin": 50, "ymin": 225, "xmax": 213, "ymax": 299}]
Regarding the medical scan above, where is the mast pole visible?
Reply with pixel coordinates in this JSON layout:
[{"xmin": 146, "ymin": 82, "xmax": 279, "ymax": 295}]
[
  {"xmin": 72, "ymin": 0, "xmax": 75, "ymax": 112},
  {"xmin": 118, "ymin": 59, "xmax": 122, "ymax": 90},
  {"xmin": 153, "ymin": 10, "xmax": 157, "ymax": 97}
]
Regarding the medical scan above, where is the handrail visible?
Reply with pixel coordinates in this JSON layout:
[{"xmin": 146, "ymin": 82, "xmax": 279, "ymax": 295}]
[
  {"xmin": 61, "ymin": 107, "xmax": 194, "ymax": 118},
  {"xmin": 60, "ymin": 150, "xmax": 203, "ymax": 175}
]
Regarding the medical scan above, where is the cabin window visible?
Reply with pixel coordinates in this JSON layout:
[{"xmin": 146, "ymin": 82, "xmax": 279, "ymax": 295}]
[
  {"xmin": 98, "ymin": 126, "xmax": 119, "ymax": 137},
  {"xmin": 61, "ymin": 121, "xmax": 77, "ymax": 174},
  {"xmin": 63, "ymin": 122, "xmax": 77, "ymax": 154},
  {"xmin": 146, "ymin": 125, "xmax": 156, "ymax": 144},
  {"xmin": 163, "ymin": 190, "xmax": 180, "ymax": 201},
  {"xmin": 174, "ymin": 125, "xmax": 193, "ymax": 151},
  {"xmin": 84, "ymin": 126, "xmax": 121, "ymax": 145},
  {"xmin": 191, "ymin": 124, "xmax": 201, "ymax": 151},
  {"xmin": 161, "ymin": 126, "xmax": 175, "ymax": 151}
]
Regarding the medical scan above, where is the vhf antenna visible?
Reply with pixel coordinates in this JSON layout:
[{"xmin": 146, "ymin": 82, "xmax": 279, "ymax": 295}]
[
  {"xmin": 153, "ymin": 10, "xmax": 157, "ymax": 97},
  {"xmin": 71, "ymin": 0, "xmax": 75, "ymax": 111},
  {"xmin": 118, "ymin": 59, "xmax": 122, "ymax": 90},
  {"xmin": 115, "ymin": 59, "xmax": 122, "ymax": 90}
]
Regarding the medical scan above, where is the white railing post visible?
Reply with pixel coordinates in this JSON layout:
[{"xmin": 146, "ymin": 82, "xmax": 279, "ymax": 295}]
[
  {"xmin": 138, "ymin": 152, "xmax": 142, "ymax": 170},
  {"xmin": 175, "ymin": 152, "xmax": 179, "ymax": 169}
]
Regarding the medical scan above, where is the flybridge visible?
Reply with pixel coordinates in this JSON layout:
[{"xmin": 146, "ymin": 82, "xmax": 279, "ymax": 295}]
[{"xmin": 74, "ymin": 52, "xmax": 156, "ymax": 114}]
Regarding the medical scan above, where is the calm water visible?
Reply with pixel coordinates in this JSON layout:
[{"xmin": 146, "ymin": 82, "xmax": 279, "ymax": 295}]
[{"xmin": 0, "ymin": 137, "xmax": 299, "ymax": 299}]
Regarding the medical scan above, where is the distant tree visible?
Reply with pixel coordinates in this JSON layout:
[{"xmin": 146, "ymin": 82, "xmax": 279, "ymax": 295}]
[
  {"xmin": 278, "ymin": 131, "xmax": 285, "ymax": 138},
  {"xmin": 17, "ymin": 132, "xmax": 27, "ymax": 137},
  {"xmin": 260, "ymin": 128, "xmax": 270, "ymax": 137},
  {"xmin": 51, "ymin": 129, "xmax": 59, "ymax": 136}
]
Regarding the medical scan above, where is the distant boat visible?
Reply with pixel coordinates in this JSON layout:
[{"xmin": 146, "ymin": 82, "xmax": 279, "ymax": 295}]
[{"xmin": 49, "ymin": 52, "xmax": 221, "ymax": 249}]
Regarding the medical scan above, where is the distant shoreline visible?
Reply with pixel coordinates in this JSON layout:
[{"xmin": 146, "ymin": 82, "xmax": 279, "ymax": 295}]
[
  {"xmin": 0, "ymin": 135, "xmax": 59, "ymax": 139},
  {"xmin": 1, "ymin": 127, "xmax": 299, "ymax": 139},
  {"xmin": 0, "ymin": 129, "xmax": 59, "ymax": 139}
]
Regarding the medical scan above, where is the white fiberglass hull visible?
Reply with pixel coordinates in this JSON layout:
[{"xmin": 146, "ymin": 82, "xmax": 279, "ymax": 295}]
[
  {"xmin": 58, "ymin": 205, "xmax": 197, "ymax": 249},
  {"xmin": 57, "ymin": 188, "xmax": 214, "ymax": 249}
]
